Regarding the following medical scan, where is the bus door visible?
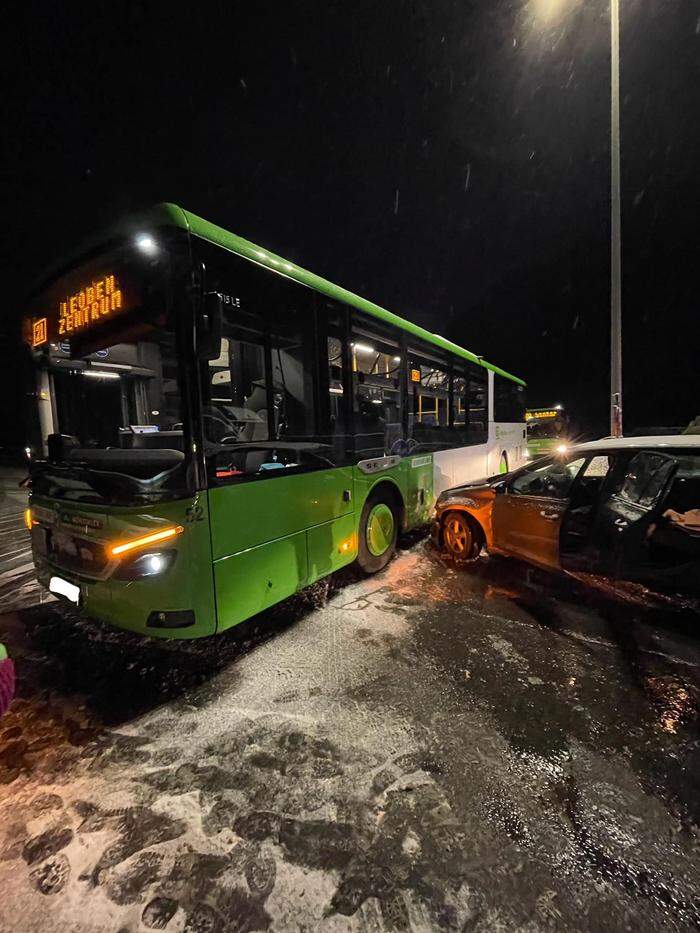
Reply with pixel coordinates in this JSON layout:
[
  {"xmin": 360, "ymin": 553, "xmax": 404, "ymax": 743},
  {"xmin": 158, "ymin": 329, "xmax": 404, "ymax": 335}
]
[
  {"xmin": 200, "ymin": 254, "xmax": 355, "ymax": 629},
  {"xmin": 52, "ymin": 368, "xmax": 124, "ymax": 447}
]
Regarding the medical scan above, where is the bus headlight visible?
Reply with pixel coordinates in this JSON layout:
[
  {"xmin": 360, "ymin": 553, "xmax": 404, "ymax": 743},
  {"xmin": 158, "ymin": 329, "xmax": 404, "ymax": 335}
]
[{"xmin": 113, "ymin": 550, "xmax": 177, "ymax": 580}]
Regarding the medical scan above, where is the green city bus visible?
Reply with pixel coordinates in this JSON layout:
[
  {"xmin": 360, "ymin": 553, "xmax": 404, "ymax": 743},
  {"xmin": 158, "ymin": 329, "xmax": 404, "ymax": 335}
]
[
  {"xmin": 24, "ymin": 204, "xmax": 526, "ymax": 638},
  {"xmin": 525, "ymin": 406, "xmax": 569, "ymax": 458}
]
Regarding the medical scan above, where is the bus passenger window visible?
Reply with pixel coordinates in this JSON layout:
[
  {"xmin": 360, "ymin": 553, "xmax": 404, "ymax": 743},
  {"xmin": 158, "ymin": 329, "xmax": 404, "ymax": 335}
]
[
  {"xmin": 409, "ymin": 358, "xmax": 451, "ymax": 451},
  {"xmin": 451, "ymin": 363, "xmax": 487, "ymax": 446},
  {"xmin": 351, "ymin": 333, "xmax": 402, "ymax": 459},
  {"xmin": 324, "ymin": 335, "xmax": 350, "ymax": 463},
  {"xmin": 468, "ymin": 364, "xmax": 488, "ymax": 444},
  {"xmin": 268, "ymin": 300, "xmax": 315, "ymax": 442},
  {"xmin": 494, "ymin": 375, "xmax": 526, "ymax": 424}
]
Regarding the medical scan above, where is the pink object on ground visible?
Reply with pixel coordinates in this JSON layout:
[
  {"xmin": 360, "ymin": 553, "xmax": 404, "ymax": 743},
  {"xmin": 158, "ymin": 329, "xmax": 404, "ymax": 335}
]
[{"xmin": 0, "ymin": 657, "xmax": 15, "ymax": 718}]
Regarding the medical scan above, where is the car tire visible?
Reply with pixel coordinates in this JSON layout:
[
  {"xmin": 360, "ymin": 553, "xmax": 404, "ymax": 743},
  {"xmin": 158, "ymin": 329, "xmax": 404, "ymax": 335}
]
[
  {"xmin": 441, "ymin": 510, "xmax": 479, "ymax": 562},
  {"xmin": 356, "ymin": 490, "xmax": 399, "ymax": 574}
]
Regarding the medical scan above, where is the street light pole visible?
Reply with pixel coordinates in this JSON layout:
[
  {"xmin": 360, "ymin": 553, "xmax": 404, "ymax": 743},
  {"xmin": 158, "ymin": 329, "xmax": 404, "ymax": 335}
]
[{"xmin": 610, "ymin": 0, "xmax": 623, "ymax": 437}]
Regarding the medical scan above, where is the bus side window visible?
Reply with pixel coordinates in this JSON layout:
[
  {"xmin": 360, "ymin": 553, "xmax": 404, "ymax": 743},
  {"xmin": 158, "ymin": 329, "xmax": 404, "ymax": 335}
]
[
  {"xmin": 205, "ymin": 334, "xmax": 269, "ymax": 445},
  {"xmin": 494, "ymin": 375, "xmax": 525, "ymax": 424},
  {"xmin": 350, "ymin": 326, "xmax": 403, "ymax": 460},
  {"xmin": 452, "ymin": 362, "xmax": 488, "ymax": 446},
  {"xmin": 408, "ymin": 356, "xmax": 451, "ymax": 452},
  {"xmin": 268, "ymin": 324, "xmax": 314, "ymax": 440},
  {"xmin": 467, "ymin": 363, "xmax": 488, "ymax": 443},
  {"xmin": 322, "ymin": 330, "xmax": 354, "ymax": 466}
]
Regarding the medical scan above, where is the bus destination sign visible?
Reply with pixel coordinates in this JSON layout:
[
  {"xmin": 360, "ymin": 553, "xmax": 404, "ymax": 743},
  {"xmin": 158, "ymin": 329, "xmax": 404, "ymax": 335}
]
[{"xmin": 28, "ymin": 273, "xmax": 128, "ymax": 348}]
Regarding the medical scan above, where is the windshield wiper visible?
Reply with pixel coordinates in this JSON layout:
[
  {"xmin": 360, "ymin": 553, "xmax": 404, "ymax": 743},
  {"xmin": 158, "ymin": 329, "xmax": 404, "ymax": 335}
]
[{"xmin": 31, "ymin": 461, "xmax": 184, "ymax": 505}]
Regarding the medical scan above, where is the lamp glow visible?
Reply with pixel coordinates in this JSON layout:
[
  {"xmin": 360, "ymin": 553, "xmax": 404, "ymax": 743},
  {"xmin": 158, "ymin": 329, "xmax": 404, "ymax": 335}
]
[
  {"xmin": 135, "ymin": 233, "xmax": 158, "ymax": 255},
  {"xmin": 146, "ymin": 554, "xmax": 165, "ymax": 574},
  {"xmin": 83, "ymin": 370, "xmax": 120, "ymax": 379},
  {"xmin": 110, "ymin": 525, "xmax": 184, "ymax": 557}
]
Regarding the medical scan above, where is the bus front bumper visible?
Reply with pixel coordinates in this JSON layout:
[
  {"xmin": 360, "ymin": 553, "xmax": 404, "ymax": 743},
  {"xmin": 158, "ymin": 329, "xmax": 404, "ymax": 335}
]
[{"xmin": 34, "ymin": 557, "xmax": 213, "ymax": 640}]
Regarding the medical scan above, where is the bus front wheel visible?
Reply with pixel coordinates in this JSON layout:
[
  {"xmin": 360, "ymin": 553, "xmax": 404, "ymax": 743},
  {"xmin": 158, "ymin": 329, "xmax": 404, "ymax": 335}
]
[{"xmin": 356, "ymin": 491, "xmax": 399, "ymax": 574}]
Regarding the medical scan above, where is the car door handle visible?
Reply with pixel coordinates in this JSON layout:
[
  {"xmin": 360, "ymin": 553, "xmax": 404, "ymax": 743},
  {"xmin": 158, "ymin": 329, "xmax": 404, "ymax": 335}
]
[{"xmin": 540, "ymin": 510, "xmax": 559, "ymax": 520}]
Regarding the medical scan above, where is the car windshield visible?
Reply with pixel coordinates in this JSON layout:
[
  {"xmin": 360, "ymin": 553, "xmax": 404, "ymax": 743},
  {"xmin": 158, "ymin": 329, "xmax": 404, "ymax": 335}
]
[{"xmin": 510, "ymin": 456, "xmax": 586, "ymax": 498}]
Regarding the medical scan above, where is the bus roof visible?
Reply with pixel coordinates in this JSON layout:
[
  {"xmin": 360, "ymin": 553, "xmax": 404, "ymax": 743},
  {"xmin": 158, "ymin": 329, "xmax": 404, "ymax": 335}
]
[{"xmin": 34, "ymin": 202, "xmax": 526, "ymax": 387}]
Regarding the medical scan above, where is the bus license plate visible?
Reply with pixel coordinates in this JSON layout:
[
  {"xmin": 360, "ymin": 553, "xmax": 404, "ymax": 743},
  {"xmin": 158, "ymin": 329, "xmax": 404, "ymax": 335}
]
[{"xmin": 49, "ymin": 576, "xmax": 80, "ymax": 604}]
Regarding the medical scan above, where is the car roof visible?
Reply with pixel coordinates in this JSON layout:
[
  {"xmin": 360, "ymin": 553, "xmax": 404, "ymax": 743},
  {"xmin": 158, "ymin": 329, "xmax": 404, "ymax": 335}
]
[{"xmin": 571, "ymin": 435, "xmax": 700, "ymax": 453}]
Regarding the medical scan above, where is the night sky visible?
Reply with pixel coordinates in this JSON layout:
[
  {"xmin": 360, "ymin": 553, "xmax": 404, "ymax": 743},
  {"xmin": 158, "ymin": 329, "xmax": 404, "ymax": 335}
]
[{"xmin": 3, "ymin": 0, "xmax": 699, "ymax": 457}]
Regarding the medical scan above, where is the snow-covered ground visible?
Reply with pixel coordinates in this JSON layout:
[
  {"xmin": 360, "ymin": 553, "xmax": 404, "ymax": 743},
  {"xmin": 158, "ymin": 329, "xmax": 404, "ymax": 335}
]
[{"xmin": 1, "ymin": 534, "xmax": 699, "ymax": 931}]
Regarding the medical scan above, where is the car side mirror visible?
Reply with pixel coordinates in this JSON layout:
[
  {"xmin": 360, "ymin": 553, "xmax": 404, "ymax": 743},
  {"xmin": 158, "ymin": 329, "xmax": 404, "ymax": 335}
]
[
  {"xmin": 198, "ymin": 291, "xmax": 223, "ymax": 360},
  {"xmin": 493, "ymin": 480, "xmax": 507, "ymax": 494}
]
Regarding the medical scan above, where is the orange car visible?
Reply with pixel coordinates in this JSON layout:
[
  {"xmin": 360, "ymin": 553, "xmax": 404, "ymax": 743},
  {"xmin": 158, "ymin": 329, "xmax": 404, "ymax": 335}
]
[{"xmin": 433, "ymin": 436, "xmax": 700, "ymax": 599}]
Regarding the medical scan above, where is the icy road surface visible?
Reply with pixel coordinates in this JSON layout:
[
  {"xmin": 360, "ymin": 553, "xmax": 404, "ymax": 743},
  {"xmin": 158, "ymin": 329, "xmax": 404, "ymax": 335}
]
[{"xmin": 1, "ymin": 540, "xmax": 699, "ymax": 932}]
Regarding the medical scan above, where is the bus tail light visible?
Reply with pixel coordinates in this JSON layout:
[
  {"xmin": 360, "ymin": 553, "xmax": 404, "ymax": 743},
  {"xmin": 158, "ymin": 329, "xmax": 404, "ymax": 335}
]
[{"xmin": 110, "ymin": 525, "xmax": 184, "ymax": 558}]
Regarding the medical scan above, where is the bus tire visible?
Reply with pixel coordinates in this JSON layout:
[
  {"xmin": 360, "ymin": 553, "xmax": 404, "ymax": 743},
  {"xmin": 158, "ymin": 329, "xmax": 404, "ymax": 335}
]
[
  {"xmin": 356, "ymin": 489, "xmax": 399, "ymax": 574},
  {"xmin": 498, "ymin": 452, "xmax": 509, "ymax": 475}
]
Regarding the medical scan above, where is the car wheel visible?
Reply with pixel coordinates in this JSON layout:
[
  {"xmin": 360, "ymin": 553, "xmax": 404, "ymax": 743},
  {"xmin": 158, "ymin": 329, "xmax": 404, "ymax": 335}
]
[
  {"xmin": 442, "ymin": 511, "xmax": 478, "ymax": 562},
  {"xmin": 356, "ymin": 491, "xmax": 399, "ymax": 574}
]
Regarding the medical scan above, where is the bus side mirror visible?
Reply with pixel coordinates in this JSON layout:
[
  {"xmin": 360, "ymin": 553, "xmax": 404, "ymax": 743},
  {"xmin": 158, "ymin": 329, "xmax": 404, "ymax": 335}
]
[{"xmin": 198, "ymin": 291, "xmax": 223, "ymax": 360}]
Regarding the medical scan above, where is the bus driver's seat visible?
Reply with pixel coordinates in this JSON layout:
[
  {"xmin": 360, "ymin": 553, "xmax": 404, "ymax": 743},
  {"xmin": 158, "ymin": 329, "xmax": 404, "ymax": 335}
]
[{"xmin": 242, "ymin": 382, "xmax": 269, "ymax": 441}]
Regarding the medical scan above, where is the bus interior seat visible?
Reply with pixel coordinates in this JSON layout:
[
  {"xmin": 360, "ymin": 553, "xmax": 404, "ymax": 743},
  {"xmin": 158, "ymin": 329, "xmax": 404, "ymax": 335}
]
[
  {"xmin": 240, "ymin": 383, "xmax": 269, "ymax": 442},
  {"xmin": 242, "ymin": 451, "xmax": 264, "ymax": 473},
  {"xmin": 119, "ymin": 430, "xmax": 185, "ymax": 452}
]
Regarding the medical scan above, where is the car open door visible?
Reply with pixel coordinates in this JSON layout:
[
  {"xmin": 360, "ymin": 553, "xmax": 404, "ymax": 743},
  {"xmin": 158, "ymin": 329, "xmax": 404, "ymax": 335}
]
[
  {"xmin": 492, "ymin": 456, "xmax": 587, "ymax": 569},
  {"xmin": 593, "ymin": 451, "xmax": 678, "ymax": 579}
]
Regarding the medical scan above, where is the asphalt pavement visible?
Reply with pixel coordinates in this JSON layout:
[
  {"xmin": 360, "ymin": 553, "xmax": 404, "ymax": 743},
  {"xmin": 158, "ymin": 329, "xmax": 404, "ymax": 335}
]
[
  {"xmin": 0, "ymin": 467, "xmax": 50, "ymax": 614},
  {"xmin": 0, "ymin": 518, "xmax": 699, "ymax": 931}
]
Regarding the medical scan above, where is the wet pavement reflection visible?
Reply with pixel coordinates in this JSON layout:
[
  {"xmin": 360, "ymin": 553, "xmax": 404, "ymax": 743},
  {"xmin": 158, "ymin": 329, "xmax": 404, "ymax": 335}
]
[{"xmin": 0, "ymin": 537, "xmax": 699, "ymax": 931}]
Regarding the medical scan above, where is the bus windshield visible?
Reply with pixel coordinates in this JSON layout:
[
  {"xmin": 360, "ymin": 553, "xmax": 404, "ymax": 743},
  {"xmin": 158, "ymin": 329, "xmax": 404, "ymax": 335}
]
[
  {"xmin": 25, "ymin": 232, "xmax": 193, "ymax": 503},
  {"xmin": 526, "ymin": 409, "xmax": 568, "ymax": 440}
]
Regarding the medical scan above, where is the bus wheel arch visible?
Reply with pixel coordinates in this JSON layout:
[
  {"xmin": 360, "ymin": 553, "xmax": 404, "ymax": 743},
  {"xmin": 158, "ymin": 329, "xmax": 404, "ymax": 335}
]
[{"xmin": 356, "ymin": 482, "xmax": 403, "ymax": 574}]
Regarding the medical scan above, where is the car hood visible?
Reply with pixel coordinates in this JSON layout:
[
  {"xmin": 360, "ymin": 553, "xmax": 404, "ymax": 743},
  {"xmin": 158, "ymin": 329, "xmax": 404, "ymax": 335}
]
[{"xmin": 435, "ymin": 481, "xmax": 498, "ymax": 511}]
